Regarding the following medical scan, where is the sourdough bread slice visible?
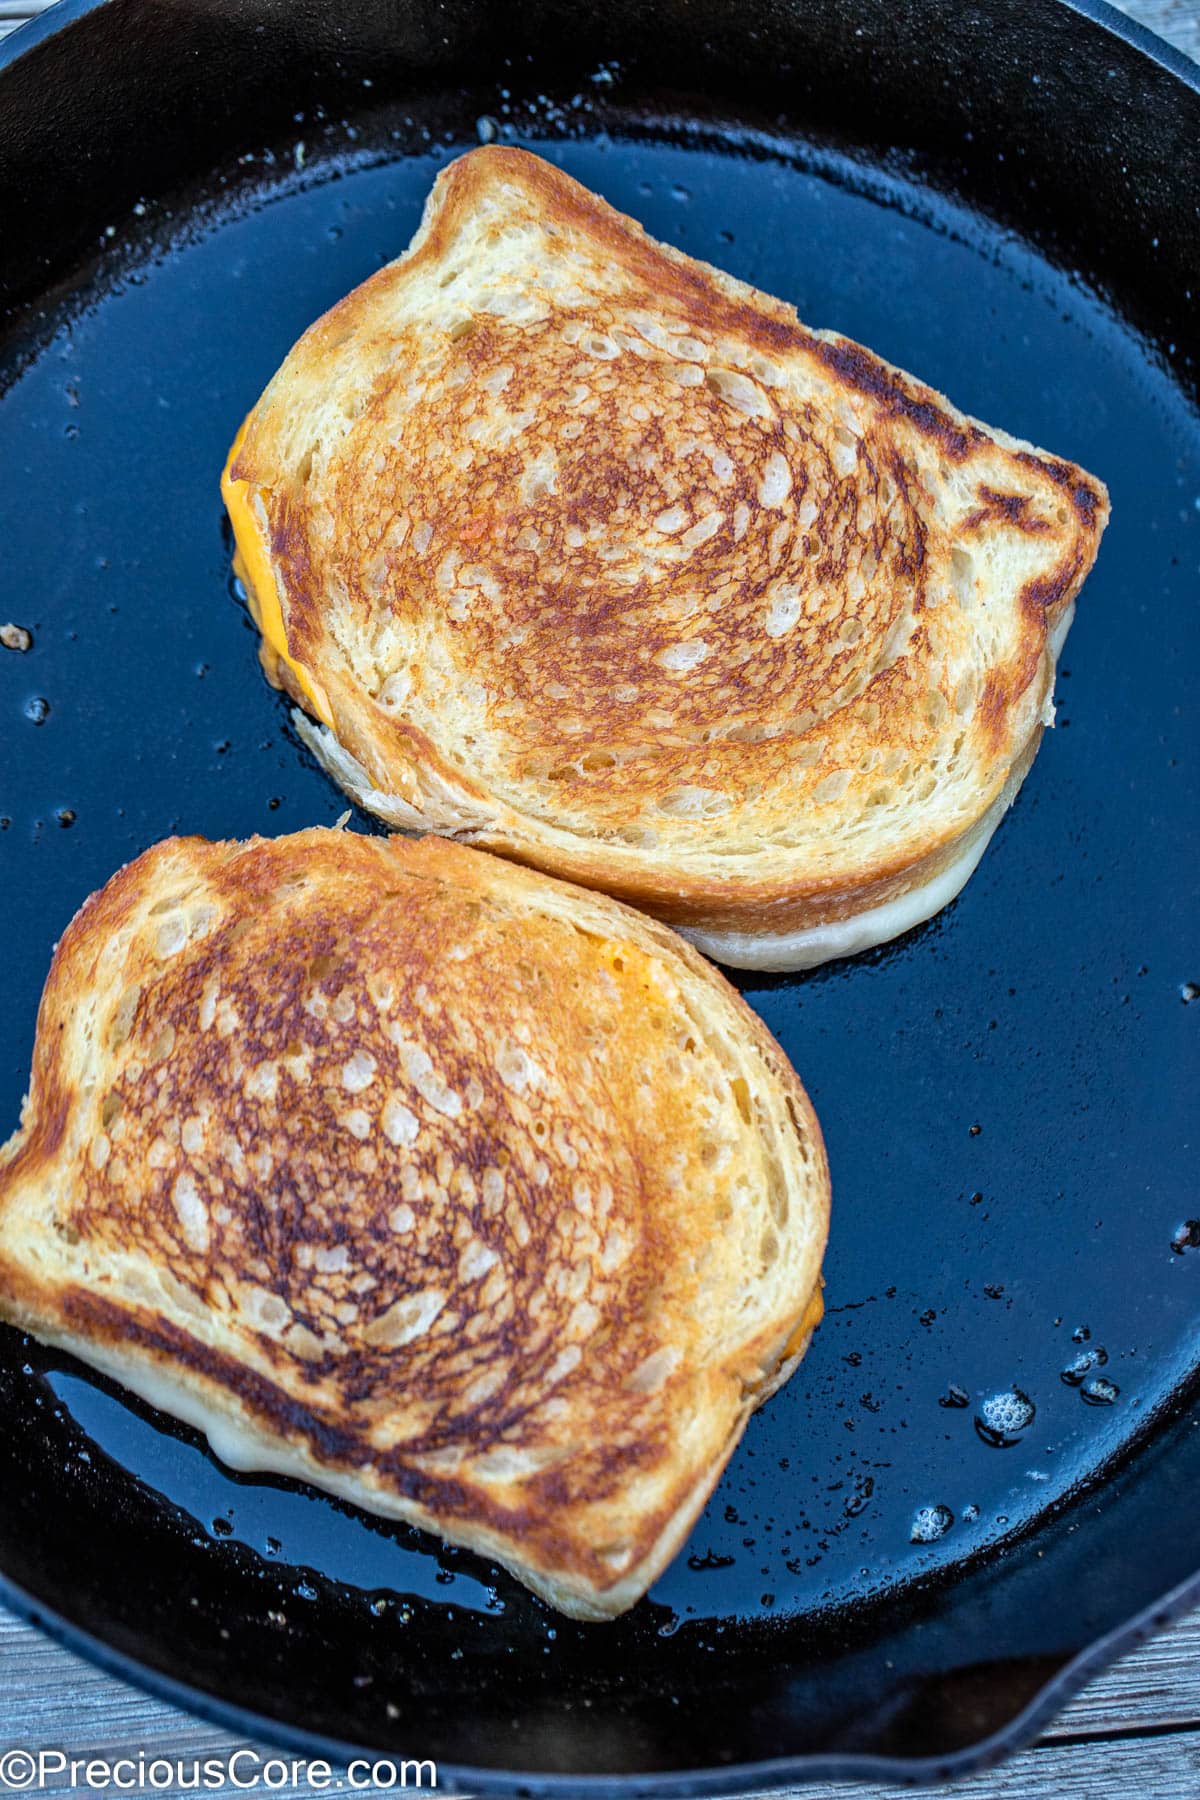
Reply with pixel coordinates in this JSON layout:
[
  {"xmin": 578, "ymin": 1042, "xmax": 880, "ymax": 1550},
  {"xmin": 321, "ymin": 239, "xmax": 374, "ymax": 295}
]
[
  {"xmin": 0, "ymin": 828, "xmax": 828, "ymax": 1617},
  {"xmin": 224, "ymin": 147, "xmax": 1108, "ymax": 967}
]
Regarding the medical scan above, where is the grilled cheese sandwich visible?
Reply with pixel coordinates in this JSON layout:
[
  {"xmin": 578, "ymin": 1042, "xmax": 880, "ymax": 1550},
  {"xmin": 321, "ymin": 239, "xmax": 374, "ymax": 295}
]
[
  {"xmin": 223, "ymin": 147, "xmax": 1108, "ymax": 968},
  {"xmin": 0, "ymin": 828, "xmax": 829, "ymax": 1618}
]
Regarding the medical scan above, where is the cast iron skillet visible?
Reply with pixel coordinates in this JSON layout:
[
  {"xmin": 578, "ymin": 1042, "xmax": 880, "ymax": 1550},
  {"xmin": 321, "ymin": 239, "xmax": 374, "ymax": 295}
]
[{"xmin": 1, "ymin": 0, "xmax": 1198, "ymax": 1791}]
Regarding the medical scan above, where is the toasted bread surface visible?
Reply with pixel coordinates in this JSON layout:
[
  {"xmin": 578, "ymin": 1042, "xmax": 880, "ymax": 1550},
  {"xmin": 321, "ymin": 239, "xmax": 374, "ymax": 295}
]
[
  {"xmin": 224, "ymin": 147, "xmax": 1108, "ymax": 965},
  {"xmin": 0, "ymin": 828, "xmax": 828, "ymax": 1617}
]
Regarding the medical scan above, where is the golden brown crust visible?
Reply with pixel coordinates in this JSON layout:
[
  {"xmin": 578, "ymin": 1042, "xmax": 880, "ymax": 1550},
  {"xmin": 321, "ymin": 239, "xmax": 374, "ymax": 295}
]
[
  {"xmin": 228, "ymin": 148, "xmax": 1109, "ymax": 946},
  {"xmin": 0, "ymin": 829, "xmax": 828, "ymax": 1616}
]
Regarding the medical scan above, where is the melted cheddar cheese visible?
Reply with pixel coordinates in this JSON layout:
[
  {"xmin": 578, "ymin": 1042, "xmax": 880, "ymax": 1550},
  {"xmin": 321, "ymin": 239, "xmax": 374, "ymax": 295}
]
[
  {"xmin": 782, "ymin": 1280, "xmax": 825, "ymax": 1362},
  {"xmin": 221, "ymin": 420, "xmax": 333, "ymax": 728}
]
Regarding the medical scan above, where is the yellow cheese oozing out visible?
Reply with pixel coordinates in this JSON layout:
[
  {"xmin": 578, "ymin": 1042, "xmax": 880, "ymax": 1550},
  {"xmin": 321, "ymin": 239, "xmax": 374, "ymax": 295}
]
[
  {"xmin": 785, "ymin": 1281, "xmax": 825, "ymax": 1360},
  {"xmin": 220, "ymin": 420, "xmax": 333, "ymax": 727}
]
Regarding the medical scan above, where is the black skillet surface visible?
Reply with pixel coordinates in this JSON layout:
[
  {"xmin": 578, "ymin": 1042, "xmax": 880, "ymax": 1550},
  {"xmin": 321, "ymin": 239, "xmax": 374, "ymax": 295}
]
[{"xmin": 1, "ymin": 0, "xmax": 1198, "ymax": 1790}]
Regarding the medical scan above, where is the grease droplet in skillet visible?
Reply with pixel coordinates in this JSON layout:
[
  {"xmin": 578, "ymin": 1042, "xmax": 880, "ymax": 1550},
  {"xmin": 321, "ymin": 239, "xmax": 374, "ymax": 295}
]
[
  {"xmin": 1172, "ymin": 1220, "xmax": 1200, "ymax": 1253},
  {"xmin": 1081, "ymin": 1377, "xmax": 1120, "ymax": 1406},
  {"xmin": 938, "ymin": 1384, "xmax": 970, "ymax": 1409},
  {"xmin": 687, "ymin": 1549, "xmax": 734, "ymax": 1571},
  {"xmin": 910, "ymin": 1504, "xmax": 953, "ymax": 1543},
  {"xmin": 974, "ymin": 1388, "xmax": 1035, "ymax": 1447},
  {"xmin": 1180, "ymin": 982, "xmax": 1198, "ymax": 1003},
  {"xmin": 475, "ymin": 116, "xmax": 498, "ymax": 144},
  {"xmin": 24, "ymin": 697, "xmax": 50, "ymax": 725},
  {"xmin": 1061, "ymin": 1346, "xmax": 1108, "ymax": 1386},
  {"xmin": 56, "ymin": 808, "xmax": 75, "ymax": 829},
  {"xmin": 844, "ymin": 1475, "xmax": 875, "ymax": 1517},
  {"xmin": 1072, "ymin": 1324, "xmax": 1091, "ymax": 1343},
  {"xmin": 211, "ymin": 1516, "xmax": 233, "ymax": 1537}
]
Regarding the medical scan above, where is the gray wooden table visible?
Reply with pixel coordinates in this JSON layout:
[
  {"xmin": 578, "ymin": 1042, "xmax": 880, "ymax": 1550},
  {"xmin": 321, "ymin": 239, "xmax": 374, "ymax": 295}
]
[{"xmin": 1, "ymin": 2, "xmax": 1196, "ymax": 1795}]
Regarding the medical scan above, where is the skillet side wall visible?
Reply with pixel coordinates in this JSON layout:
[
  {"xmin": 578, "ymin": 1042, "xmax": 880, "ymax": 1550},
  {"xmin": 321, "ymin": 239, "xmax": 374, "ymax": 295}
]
[{"xmin": 1, "ymin": 0, "xmax": 1197, "ymax": 391}]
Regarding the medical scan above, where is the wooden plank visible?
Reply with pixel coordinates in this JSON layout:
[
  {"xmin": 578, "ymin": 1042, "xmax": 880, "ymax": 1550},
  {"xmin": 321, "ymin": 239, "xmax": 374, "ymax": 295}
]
[
  {"xmin": 1119, "ymin": 0, "xmax": 1200, "ymax": 57},
  {"xmin": 758, "ymin": 1731, "xmax": 1200, "ymax": 1800},
  {"xmin": 1041, "ymin": 1610, "xmax": 1200, "ymax": 1739},
  {"xmin": 0, "ymin": 1, "xmax": 52, "ymax": 41},
  {"xmin": 13, "ymin": 1727, "xmax": 1200, "ymax": 1800},
  {"xmin": 10, "ymin": 1733, "xmax": 1200, "ymax": 1800}
]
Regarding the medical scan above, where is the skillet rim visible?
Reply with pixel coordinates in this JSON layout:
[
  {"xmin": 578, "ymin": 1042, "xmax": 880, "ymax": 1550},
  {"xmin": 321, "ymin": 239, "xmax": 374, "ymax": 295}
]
[{"xmin": 0, "ymin": 0, "xmax": 1197, "ymax": 1788}]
